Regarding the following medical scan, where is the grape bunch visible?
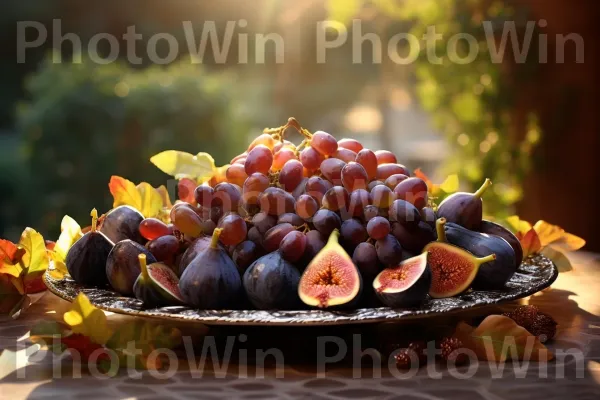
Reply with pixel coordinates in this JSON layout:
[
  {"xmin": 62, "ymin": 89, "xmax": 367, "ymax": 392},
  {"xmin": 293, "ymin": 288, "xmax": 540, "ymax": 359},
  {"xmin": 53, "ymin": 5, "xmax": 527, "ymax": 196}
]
[{"xmin": 137, "ymin": 118, "xmax": 436, "ymax": 281}]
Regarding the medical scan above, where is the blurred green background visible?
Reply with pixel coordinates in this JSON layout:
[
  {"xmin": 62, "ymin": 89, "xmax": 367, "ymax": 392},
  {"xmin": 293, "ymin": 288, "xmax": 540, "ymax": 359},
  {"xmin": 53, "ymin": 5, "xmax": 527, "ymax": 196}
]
[{"xmin": 0, "ymin": 0, "xmax": 598, "ymax": 250}]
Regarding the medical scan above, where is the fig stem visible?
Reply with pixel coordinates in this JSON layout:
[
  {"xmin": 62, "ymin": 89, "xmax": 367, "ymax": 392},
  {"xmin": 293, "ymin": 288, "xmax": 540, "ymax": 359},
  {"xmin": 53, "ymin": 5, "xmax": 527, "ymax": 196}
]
[
  {"xmin": 90, "ymin": 208, "xmax": 98, "ymax": 232},
  {"xmin": 474, "ymin": 178, "xmax": 493, "ymax": 199},
  {"xmin": 139, "ymin": 254, "xmax": 149, "ymax": 281},
  {"xmin": 211, "ymin": 228, "xmax": 223, "ymax": 249},
  {"xmin": 436, "ymin": 218, "xmax": 447, "ymax": 242},
  {"xmin": 476, "ymin": 253, "xmax": 497, "ymax": 265},
  {"xmin": 327, "ymin": 229, "xmax": 340, "ymax": 245}
]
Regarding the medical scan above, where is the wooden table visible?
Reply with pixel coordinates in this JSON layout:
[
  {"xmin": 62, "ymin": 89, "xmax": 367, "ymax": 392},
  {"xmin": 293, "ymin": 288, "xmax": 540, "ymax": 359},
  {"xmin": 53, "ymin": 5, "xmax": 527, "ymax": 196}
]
[{"xmin": 1, "ymin": 251, "xmax": 600, "ymax": 399}]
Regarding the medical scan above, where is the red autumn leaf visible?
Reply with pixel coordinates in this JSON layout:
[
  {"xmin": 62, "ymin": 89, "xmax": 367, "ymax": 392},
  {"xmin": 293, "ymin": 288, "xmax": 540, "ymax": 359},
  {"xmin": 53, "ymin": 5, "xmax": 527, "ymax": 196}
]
[
  {"xmin": 413, "ymin": 168, "xmax": 433, "ymax": 187},
  {"xmin": 517, "ymin": 228, "xmax": 542, "ymax": 257},
  {"xmin": 61, "ymin": 334, "xmax": 110, "ymax": 363},
  {"xmin": 23, "ymin": 271, "xmax": 47, "ymax": 294},
  {"xmin": 178, "ymin": 178, "xmax": 197, "ymax": 204},
  {"xmin": 0, "ymin": 239, "xmax": 18, "ymax": 263}
]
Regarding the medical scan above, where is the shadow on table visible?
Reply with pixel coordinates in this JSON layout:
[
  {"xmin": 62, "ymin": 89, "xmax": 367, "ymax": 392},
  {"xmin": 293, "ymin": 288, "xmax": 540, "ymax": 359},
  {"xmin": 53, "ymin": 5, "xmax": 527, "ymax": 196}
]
[{"xmin": 2, "ymin": 288, "xmax": 599, "ymax": 398}]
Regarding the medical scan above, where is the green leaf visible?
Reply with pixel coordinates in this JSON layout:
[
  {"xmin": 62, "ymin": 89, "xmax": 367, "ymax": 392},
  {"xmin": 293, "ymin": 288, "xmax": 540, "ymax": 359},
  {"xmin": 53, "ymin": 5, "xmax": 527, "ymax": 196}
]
[{"xmin": 150, "ymin": 151, "xmax": 216, "ymax": 181}]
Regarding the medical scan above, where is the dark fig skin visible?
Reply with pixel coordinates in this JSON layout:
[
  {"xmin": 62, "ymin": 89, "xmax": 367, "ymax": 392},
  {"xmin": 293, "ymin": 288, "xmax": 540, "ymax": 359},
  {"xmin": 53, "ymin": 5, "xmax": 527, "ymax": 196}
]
[
  {"xmin": 66, "ymin": 209, "xmax": 113, "ymax": 287},
  {"xmin": 179, "ymin": 229, "xmax": 242, "ymax": 309},
  {"xmin": 375, "ymin": 234, "xmax": 404, "ymax": 266},
  {"xmin": 374, "ymin": 254, "xmax": 431, "ymax": 308},
  {"xmin": 352, "ymin": 242, "xmax": 382, "ymax": 307},
  {"xmin": 444, "ymin": 222, "xmax": 517, "ymax": 290},
  {"xmin": 243, "ymin": 251, "xmax": 302, "ymax": 310},
  {"xmin": 437, "ymin": 179, "xmax": 492, "ymax": 231},
  {"xmin": 391, "ymin": 221, "xmax": 436, "ymax": 253},
  {"xmin": 480, "ymin": 220, "xmax": 523, "ymax": 267},
  {"xmin": 100, "ymin": 206, "xmax": 145, "ymax": 245},
  {"xmin": 178, "ymin": 236, "xmax": 224, "ymax": 276},
  {"xmin": 106, "ymin": 240, "xmax": 156, "ymax": 296},
  {"xmin": 67, "ymin": 232, "xmax": 114, "ymax": 286}
]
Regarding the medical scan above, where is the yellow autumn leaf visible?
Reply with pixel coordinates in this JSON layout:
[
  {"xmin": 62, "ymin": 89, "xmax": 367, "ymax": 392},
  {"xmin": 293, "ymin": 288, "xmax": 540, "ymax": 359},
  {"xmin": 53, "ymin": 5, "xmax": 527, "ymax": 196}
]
[
  {"xmin": 551, "ymin": 232, "xmax": 586, "ymax": 252},
  {"xmin": 439, "ymin": 174, "xmax": 459, "ymax": 193},
  {"xmin": 0, "ymin": 240, "xmax": 22, "ymax": 278},
  {"xmin": 109, "ymin": 176, "xmax": 167, "ymax": 219},
  {"xmin": 109, "ymin": 176, "xmax": 141, "ymax": 209},
  {"xmin": 18, "ymin": 228, "xmax": 48, "ymax": 275},
  {"xmin": 63, "ymin": 293, "xmax": 111, "ymax": 345},
  {"xmin": 48, "ymin": 261, "xmax": 69, "ymax": 280},
  {"xmin": 54, "ymin": 215, "xmax": 83, "ymax": 262},
  {"xmin": 455, "ymin": 315, "xmax": 553, "ymax": 362},
  {"xmin": 156, "ymin": 185, "xmax": 173, "ymax": 209},
  {"xmin": 533, "ymin": 220, "xmax": 586, "ymax": 251},
  {"xmin": 506, "ymin": 215, "xmax": 532, "ymax": 235},
  {"xmin": 533, "ymin": 220, "xmax": 565, "ymax": 247},
  {"xmin": 150, "ymin": 151, "xmax": 216, "ymax": 181},
  {"xmin": 136, "ymin": 182, "xmax": 163, "ymax": 220}
]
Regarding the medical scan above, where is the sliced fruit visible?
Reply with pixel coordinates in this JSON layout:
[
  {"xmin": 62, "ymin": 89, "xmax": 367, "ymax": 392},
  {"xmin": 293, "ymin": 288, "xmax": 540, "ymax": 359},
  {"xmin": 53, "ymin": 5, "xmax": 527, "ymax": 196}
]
[
  {"xmin": 423, "ymin": 218, "xmax": 496, "ymax": 298},
  {"xmin": 445, "ymin": 222, "xmax": 517, "ymax": 290},
  {"xmin": 298, "ymin": 229, "xmax": 362, "ymax": 308},
  {"xmin": 133, "ymin": 254, "xmax": 184, "ymax": 307},
  {"xmin": 373, "ymin": 253, "xmax": 431, "ymax": 307}
]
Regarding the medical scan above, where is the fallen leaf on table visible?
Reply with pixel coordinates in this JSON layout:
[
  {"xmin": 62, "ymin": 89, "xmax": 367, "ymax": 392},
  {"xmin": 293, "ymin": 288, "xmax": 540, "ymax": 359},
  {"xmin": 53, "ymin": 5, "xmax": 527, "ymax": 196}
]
[
  {"xmin": 63, "ymin": 293, "xmax": 111, "ymax": 345},
  {"xmin": 454, "ymin": 315, "xmax": 553, "ymax": 362},
  {"xmin": 107, "ymin": 321, "xmax": 182, "ymax": 370}
]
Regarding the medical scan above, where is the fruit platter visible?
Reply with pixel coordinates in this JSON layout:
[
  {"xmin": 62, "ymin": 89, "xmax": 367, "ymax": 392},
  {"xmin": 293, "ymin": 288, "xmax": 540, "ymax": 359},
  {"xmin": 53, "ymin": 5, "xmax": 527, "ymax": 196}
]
[{"xmin": 44, "ymin": 118, "xmax": 558, "ymax": 326}]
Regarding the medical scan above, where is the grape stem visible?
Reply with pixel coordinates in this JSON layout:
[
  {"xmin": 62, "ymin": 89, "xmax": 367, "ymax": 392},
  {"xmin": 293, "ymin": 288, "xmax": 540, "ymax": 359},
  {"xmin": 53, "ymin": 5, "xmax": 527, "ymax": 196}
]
[
  {"xmin": 297, "ymin": 223, "xmax": 310, "ymax": 233},
  {"xmin": 263, "ymin": 117, "xmax": 313, "ymax": 143}
]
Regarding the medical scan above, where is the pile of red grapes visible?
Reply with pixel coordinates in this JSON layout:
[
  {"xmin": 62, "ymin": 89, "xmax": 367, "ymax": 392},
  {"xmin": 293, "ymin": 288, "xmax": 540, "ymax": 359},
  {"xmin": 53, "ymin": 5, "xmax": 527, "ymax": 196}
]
[{"xmin": 138, "ymin": 119, "xmax": 435, "ymax": 279}]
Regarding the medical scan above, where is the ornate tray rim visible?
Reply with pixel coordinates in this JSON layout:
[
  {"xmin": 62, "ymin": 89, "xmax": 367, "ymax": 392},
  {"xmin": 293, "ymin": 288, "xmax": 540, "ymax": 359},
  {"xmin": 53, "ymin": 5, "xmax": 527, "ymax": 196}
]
[{"xmin": 43, "ymin": 254, "xmax": 558, "ymax": 326}]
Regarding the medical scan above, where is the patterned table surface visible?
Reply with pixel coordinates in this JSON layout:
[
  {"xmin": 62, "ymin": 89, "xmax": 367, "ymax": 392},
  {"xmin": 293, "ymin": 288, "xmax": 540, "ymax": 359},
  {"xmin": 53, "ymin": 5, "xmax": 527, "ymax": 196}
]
[{"xmin": 1, "ymin": 251, "xmax": 600, "ymax": 399}]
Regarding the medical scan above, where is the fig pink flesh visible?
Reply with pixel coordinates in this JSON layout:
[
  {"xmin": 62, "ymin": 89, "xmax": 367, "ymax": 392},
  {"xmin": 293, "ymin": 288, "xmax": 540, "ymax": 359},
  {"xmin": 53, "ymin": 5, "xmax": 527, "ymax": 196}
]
[
  {"xmin": 300, "ymin": 252, "xmax": 358, "ymax": 307},
  {"xmin": 375, "ymin": 255, "xmax": 426, "ymax": 292},
  {"xmin": 427, "ymin": 245, "xmax": 474, "ymax": 296},
  {"xmin": 149, "ymin": 264, "xmax": 183, "ymax": 299}
]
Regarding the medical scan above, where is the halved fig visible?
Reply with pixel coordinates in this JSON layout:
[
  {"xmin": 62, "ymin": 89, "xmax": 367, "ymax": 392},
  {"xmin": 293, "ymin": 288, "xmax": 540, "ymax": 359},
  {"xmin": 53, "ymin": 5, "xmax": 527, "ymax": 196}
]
[
  {"xmin": 298, "ymin": 229, "xmax": 362, "ymax": 308},
  {"xmin": 423, "ymin": 218, "xmax": 496, "ymax": 298},
  {"xmin": 373, "ymin": 253, "xmax": 431, "ymax": 308}
]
